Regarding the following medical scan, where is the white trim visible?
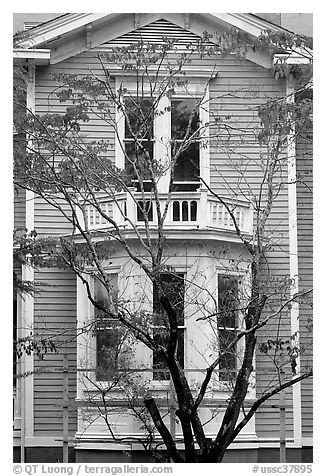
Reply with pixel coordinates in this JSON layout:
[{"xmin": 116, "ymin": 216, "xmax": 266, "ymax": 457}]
[
  {"xmin": 155, "ymin": 94, "xmax": 171, "ymax": 193},
  {"xmin": 200, "ymin": 84, "xmax": 210, "ymax": 187},
  {"xmin": 13, "ymin": 48, "xmax": 51, "ymax": 65},
  {"xmin": 214, "ymin": 266, "xmax": 254, "ymax": 396},
  {"xmin": 16, "ymin": 13, "xmax": 109, "ymax": 48},
  {"xmin": 114, "ymin": 86, "xmax": 210, "ymax": 194},
  {"xmin": 211, "ymin": 13, "xmax": 269, "ymax": 38},
  {"xmin": 274, "ymin": 52, "xmax": 312, "ymax": 66},
  {"xmin": 20, "ymin": 66, "xmax": 36, "ymax": 454},
  {"xmin": 74, "ymin": 431, "xmax": 259, "ymax": 451},
  {"xmin": 18, "ymin": 437, "xmax": 72, "ymax": 447},
  {"xmin": 115, "ymin": 83, "xmax": 125, "ymax": 171},
  {"xmin": 77, "ymin": 268, "xmax": 121, "ymax": 394},
  {"xmin": 16, "ymin": 13, "xmax": 289, "ymax": 50},
  {"xmin": 302, "ymin": 437, "xmax": 313, "ymax": 447},
  {"xmin": 286, "ymin": 75, "xmax": 302, "ymax": 446}
]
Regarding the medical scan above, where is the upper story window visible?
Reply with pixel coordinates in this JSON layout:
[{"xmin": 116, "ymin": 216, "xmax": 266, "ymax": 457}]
[
  {"xmin": 117, "ymin": 90, "xmax": 209, "ymax": 193},
  {"xmin": 124, "ymin": 98, "xmax": 154, "ymax": 190},
  {"xmin": 171, "ymin": 99, "xmax": 200, "ymax": 191},
  {"xmin": 217, "ymin": 274, "xmax": 239, "ymax": 382},
  {"xmin": 152, "ymin": 273, "xmax": 185, "ymax": 380}
]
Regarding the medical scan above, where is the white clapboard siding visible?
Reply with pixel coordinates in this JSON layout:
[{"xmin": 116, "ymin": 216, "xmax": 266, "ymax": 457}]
[
  {"xmin": 34, "ymin": 267, "xmax": 77, "ymax": 436},
  {"xmin": 296, "ymin": 129, "xmax": 313, "ymax": 440}
]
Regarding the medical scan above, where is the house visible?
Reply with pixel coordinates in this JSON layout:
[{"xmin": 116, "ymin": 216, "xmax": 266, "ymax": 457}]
[{"xmin": 13, "ymin": 13, "xmax": 313, "ymax": 463}]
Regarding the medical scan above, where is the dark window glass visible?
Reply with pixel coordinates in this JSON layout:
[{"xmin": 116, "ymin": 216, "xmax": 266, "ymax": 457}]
[
  {"xmin": 125, "ymin": 142, "xmax": 154, "ymax": 178},
  {"xmin": 171, "ymin": 99, "xmax": 199, "ymax": 140},
  {"xmin": 171, "ymin": 100, "xmax": 200, "ymax": 188},
  {"xmin": 124, "ymin": 99, "xmax": 155, "ymax": 190},
  {"xmin": 125, "ymin": 99, "xmax": 153, "ymax": 140},
  {"xmin": 95, "ymin": 274, "xmax": 121, "ymax": 381},
  {"xmin": 137, "ymin": 200, "xmax": 153, "ymax": 222},
  {"xmin": 190, "ymin": 201, "xmax": 197, "ymax": 221},
  {"xmin": 153, "ymin": 273, "xmax": 185, "ymax": 380},
  {"xmin": 173, "ymin": 142, "xmax": 200, "ymax": 182},
  {"xmin": 218, "ymin": 275, "xmax": 238, "ymax": 381},
  {"xmin": 96, "ymin": 321, "xmax": 120, "ymax": 381}
]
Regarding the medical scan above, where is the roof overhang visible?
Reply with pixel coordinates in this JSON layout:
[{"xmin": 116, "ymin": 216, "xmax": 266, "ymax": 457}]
[
  {"xmin": 273, "ymin": 47, "xmax": 313, "ymax": 65},
  {"xmin": 15, "ymin": 13, "xmax": 110, "ymax": 48},
  {"xmin": 13, "ymin": 13, "xmax": 311, "ymax": 69},
  {"xmin": 13, "ymin": 48, "xmax": 51, "ymax": 65}
]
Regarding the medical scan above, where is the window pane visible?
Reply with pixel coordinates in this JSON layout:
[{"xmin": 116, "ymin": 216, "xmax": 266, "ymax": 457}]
[
  {"xmin": 218, "ymin": 275, "xmax": 238, "ymax": 328},
  {"xmin": 136, "ymin": 200, "xmax": 153, "ymax": 222},
  {"xmin": 124, "ymin": 141, "xmax": 154, "ymax": 178},
  {"xmin": 173, "ymin": 142, "xmax": 199, "ymax": 182},
  {"xmin": 95, "ymin": 274, "xmax": 119, "ymax": 380},
  {"xmin": 125, "ymin": 99, "xmax": 153, "ymax": 140},
  {"xmin": 171, "ymin": 99, "xmax": 199, "ymax": 140},
  {"xmin": 171, "ymin": 99, "xmax": 200, "ymax": 187},
  {"xmin": 218, "ymin": 275, "xmax": 239, "ymax": 382},
  {"xmin": 153, "ymin": 273, "xmax": 185, "ymax": 325},
  {"xmin": 94, "ymin": 274, "xmax": 118, "ymax": 315},
  {"xmin": 153, "ymin": 273, "xmax": 185, "ymax": 380},
  {"xmin": 96, "ymin": 323, "xmax": 119, "ymax": 381},
  {"xmin": 153, "ymin": 328, "xmax": 184, "ymax": 381},
  {"xmin": 219, "ymin": 328, "xmax": 237, "ymax": 381}
]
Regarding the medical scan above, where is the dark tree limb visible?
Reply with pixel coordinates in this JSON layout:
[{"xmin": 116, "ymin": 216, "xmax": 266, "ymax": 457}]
[{"xmin": 144, "ymin": 396, "xmax": 184, "ymax": 463}]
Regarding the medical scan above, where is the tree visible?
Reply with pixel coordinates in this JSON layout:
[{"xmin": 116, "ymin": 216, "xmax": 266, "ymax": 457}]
[{"xmin": 14, "ymin": 29, "xmax": 313, "ymax": 462}]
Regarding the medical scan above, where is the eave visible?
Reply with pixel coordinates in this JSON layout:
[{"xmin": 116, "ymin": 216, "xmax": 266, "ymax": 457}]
[
  {"xmin": 14, "ymin": 13, "xmax": 110, "ymax": 48},
  {"xmin": 273, "ymin": 49, "xmax": 313, "ymax": 65},
  {"xmin": 13, "ymin": 48, "xmax": 51, "ymax": 65},
  {"xmin": 13, "ymin": 12, "xmax": 288, "ymax": 69}
]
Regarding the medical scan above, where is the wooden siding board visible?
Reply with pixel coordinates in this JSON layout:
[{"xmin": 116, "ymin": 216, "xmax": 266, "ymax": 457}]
[
  {"xmin": 296, "ymin": 130, "xmax": 313, "ymax": 440},
  {"xmin": 33, "ymin": 268, "xmax": 77, "ymax": 435},
  {"xmin": 14, "ymin": 188, "xmax": 26, "ymax": 230}
]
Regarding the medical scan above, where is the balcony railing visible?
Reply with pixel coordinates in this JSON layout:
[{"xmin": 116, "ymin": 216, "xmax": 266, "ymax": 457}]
[{"xmin": 77, "ymin": 189, "xmax": 253, "ymax": 236}]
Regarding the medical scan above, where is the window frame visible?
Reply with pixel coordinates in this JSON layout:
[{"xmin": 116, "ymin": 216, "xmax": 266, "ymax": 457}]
[
  {"xmin": 123, "ymin": 97, "xmax": 155, "ymax": 189},
  {"xmin": 170, "ymin": 98, "xmax": 201, "ymax": 191},
  {"xmin": 115, "ymin": 83, "xmax": 210, "ymax": 191},
  {"xmin": 152, "ymin": 271, "xmax": 187, "ymax": 383},
  {"xmin": 215, "ymin": 268, "xmax": 247, "ymax": 383},
  {"xmin": 84, "ymin": 268, "xmax": 124, "ymax": 384}
]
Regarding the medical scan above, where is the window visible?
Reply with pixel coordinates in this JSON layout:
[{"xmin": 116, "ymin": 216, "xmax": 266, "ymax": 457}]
[
  {"xmin": 124, "ymin": 98, "xmax": 154, "ymax": 191},
  {"xmin": 118, "ymin": 95, "xmax": 204, "ymax": 193},
  {"xmin": 152, "ymin": 273, "xmax": 185, "ymax": 380},
  {"xmin": 171, "ymin": 99, "xmax": 200, "ymax": 191},
  {"xmin": 218, "ymin": 274, "xmax": 239, "ymax": 381},
  {"xmin": 94, "ymin": 273, "xmax": 122, "ymax": 381}
]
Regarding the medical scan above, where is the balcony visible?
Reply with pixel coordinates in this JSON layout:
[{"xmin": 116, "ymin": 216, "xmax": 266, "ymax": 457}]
[{"xmin": 77, "ymin": 189, "xmax": 253, "ymax": 237}]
